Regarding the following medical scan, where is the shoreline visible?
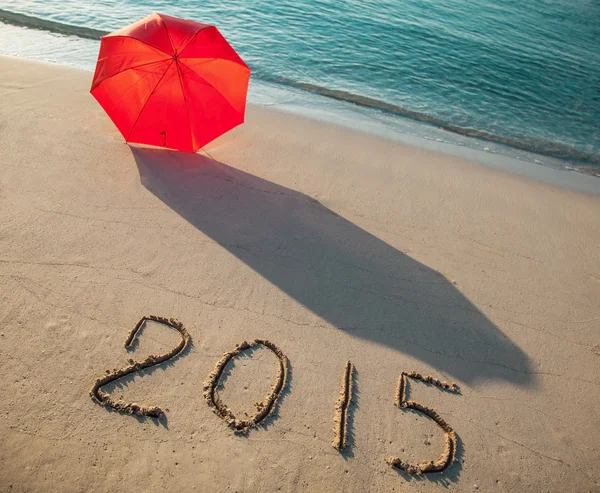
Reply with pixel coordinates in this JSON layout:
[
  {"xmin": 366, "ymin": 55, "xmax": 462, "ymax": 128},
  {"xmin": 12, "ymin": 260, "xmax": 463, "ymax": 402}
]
[
  {"xmin": 2, "ymin": 52, "xmax": 598, "ymax": 196},
  {"xmin": 0, "ymin": 14, "xmax": 598, "ymax": 180},
  {"xmin": 252, "ymin": 79, "xmax": 600, "ymax": 195}
]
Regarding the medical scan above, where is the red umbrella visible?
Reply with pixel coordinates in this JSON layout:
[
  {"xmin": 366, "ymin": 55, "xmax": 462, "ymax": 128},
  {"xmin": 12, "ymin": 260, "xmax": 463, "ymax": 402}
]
[{"xmin": 91, "ymin": 13, "xmax": 250, "ymax": 152}]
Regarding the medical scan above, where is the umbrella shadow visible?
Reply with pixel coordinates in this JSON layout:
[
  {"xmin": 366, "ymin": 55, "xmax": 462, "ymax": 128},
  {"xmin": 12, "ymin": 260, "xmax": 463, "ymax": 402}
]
[{"xmin": 131, "ymin": 147, "xmax": 535, "ymax": 387}]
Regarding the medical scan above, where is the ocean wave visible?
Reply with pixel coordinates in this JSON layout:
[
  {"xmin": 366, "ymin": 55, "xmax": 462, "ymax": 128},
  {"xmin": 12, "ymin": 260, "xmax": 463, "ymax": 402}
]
[
  {"xmin": 0, "ymin": 8, "xmax": 106, "ymax": 40},
  {"xmin": 1, "ymin": 7, "xmax": 598, "ymax": 168},
  {"xmin": 258, "ymin": 76, "xmax": 600, "ymax": 166}
]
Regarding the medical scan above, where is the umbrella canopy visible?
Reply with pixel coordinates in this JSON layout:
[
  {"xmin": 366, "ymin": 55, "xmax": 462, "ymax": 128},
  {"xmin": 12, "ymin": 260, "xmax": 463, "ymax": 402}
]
[{"xmin": 91, "ymin": 13, "xmax": 250, "ymax": 152}]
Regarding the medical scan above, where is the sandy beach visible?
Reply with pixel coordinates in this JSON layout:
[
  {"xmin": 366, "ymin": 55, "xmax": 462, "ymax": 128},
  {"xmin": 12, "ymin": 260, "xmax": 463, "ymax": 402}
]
[{"xmin": 1, "ymin": 56, "xmax": 599, "ymax": 492}]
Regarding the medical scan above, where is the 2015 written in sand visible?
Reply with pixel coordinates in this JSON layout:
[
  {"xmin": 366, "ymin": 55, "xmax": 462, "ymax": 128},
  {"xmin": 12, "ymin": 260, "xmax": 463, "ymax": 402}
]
[{"xmin": 90, "ymin": 315, "xmax": 461, "ymax": 477}]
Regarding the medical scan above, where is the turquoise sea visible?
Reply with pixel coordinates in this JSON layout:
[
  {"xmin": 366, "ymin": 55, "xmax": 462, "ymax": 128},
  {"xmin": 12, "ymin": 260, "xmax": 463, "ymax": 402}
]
[{"xmin": 0, "ymin": 0, "xmax": 599, "ymax": 175}]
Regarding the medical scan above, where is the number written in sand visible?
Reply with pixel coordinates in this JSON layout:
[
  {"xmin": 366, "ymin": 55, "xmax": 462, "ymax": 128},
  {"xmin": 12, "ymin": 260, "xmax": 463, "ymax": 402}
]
[
  {"xmin": 202, "ymin": 339, "xmax": 289, "ymax": 433},
  {"xmin": 386, "ymin": 371, "xmax": 460, "ymax": 475},
  {"xmin": 90, "ymin": 321, "xmax": 461, "ymax": 477},
  {"xmin": 332, "ymin": 360, "xmax": 354, "ymax": 451},
  {"xmin": 90, "ymin": 315, "xmax": 190, "ymax": 419}
]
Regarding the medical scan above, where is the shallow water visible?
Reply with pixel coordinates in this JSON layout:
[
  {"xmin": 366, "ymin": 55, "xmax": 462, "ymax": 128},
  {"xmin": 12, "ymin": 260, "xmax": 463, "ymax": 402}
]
[{"xmin": 0, "ymin": 0, "xmax": 599, "ymax": 172}]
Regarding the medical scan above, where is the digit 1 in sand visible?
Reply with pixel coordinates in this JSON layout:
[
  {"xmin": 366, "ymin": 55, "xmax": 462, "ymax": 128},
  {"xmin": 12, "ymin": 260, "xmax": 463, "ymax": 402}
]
[{"xmin": 332, "ymin": 360, "xmax": 354, "ymax": 451}]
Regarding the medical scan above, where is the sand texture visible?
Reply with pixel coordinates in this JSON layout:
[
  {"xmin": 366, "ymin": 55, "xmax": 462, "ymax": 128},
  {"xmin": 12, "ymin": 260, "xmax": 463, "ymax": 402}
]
[{"xmin": 0, "ymin": 56, "xmax": 599, "ymax": 492}]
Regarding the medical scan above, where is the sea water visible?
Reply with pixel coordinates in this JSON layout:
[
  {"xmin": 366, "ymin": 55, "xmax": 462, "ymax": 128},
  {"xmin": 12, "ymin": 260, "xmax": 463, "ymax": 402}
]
[{"xmin": 0, "ymin": 0, "xmax": 599, "ymax": 175}]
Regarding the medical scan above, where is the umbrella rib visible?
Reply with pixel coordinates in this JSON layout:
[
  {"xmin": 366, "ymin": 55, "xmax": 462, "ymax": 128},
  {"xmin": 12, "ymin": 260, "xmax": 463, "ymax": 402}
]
[
  {"xmin": 178, "ymin": 59, "xmax": 241, "ymax": 117},
  {"xmin": 91, "ymin": 58, "xmax": 169, "ymax": 92},
  {"xmin": 174, "ymin": 60, "xmax": 195, "ymax": 151},
  {"xmin": 178, "ymin": 56, "xmax": 250, "ymax": 78},
  {"xmin": 177, "ymin": 25, "xmax": 212, "ymax": 56},
  {"xmin": 176, "ymin": 56, "xmax": 217, "ymax": 68},
  {"xmin": 105, "ymin": 35, "xmax": 174, "ymax": 57},
  {"xmin": 96, "ymin": 52, "xmax": 167, "ymax": 63},
  {"xmin": 160, "ymin": 18, "xmax": 176, "ymax": 55},
  {"xmin": 126, "ymin": 59, "xmax": 176, "ymax": 141},
  {"xmin": 103, "ymin": 66, "xmax": 167, "ymax": 114}
]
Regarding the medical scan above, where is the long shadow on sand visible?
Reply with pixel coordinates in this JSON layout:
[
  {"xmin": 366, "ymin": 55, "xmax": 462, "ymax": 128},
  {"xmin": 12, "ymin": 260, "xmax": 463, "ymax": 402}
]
[{"xmin": 132, "ymin": 148, "xmax": 534, "ymax": 387}]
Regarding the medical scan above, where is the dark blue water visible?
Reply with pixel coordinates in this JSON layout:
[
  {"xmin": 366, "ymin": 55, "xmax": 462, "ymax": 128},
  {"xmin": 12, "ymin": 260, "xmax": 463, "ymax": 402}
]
[{"xmin": 1, "ymin": 0, "xmax": 599, "ymax": 168}]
